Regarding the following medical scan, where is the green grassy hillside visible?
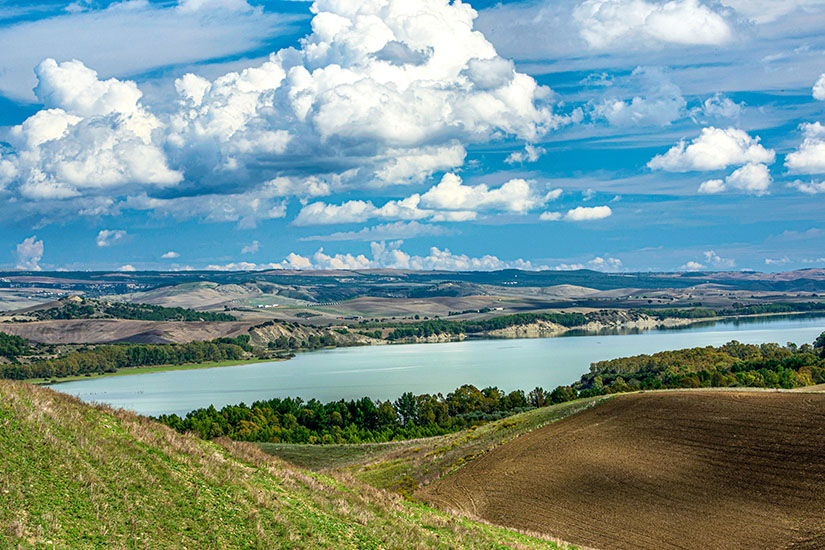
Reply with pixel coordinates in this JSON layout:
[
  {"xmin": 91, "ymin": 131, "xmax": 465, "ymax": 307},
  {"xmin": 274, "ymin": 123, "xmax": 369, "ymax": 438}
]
[{"xmin": 0, "ymin": 380, "xmax": 575, "ymax": 550}]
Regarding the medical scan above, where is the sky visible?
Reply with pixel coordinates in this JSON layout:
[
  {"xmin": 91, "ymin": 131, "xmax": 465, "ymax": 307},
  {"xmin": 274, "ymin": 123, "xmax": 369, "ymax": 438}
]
[{"xmin": 0, "ymin": 0, "xmax": 823, "ymax": 273}]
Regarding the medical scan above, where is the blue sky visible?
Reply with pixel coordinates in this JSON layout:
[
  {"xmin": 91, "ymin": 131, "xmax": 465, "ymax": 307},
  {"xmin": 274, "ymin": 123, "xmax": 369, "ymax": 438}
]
[{"xmin": 0, "ymin": 0, "xmax": 823, "ymax": 272}]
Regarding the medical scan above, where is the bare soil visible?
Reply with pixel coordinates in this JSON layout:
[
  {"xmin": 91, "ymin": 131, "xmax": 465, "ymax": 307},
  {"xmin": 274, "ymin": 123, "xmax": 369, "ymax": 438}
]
[
  {"xmin": 418, "ymin": 391, "xmax": 825, "ymax": 550},
  {"xmin": 0, "ymin": 319, "xmax": 255, "ymax": 344}
]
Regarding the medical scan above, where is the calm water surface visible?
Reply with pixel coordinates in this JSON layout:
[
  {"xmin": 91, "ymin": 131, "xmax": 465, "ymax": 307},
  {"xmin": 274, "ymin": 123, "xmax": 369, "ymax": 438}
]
[{"xmin": 50, "ymin": 314, "xmax": 825, "ymax": 416}]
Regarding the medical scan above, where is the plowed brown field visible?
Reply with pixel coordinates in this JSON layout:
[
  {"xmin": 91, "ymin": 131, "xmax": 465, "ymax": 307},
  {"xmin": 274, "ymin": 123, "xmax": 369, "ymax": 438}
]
[{"xmin": 418, "ymin": 391, "xmax": 825, "ymax": 550}]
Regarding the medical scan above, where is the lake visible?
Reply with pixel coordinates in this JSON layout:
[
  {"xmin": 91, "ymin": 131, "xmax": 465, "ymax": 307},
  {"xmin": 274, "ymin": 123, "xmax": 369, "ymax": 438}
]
[{"xmin": 49, "ymin": 314, "xmax": 825, "ymax": 416}]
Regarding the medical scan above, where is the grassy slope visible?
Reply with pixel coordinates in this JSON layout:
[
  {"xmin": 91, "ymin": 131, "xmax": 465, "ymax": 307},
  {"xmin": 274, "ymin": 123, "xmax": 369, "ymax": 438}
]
[
  {"xmin": 261, "ymin": 397, "xmax": 609, "ymax": 495},
  {"xmin": 0, "ymin": 380, "xmax": 576, "ymax": 550}
]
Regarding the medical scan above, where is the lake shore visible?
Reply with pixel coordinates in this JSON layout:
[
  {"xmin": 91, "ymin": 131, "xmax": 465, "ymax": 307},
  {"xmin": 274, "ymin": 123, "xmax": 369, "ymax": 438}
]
[
  {"xmin": 30, "ymin": 310, "xmax": 825, "ymax": 385},
  {"xmin": 28, "ymin": 357, "xmax": 289, "ymax": 385}
]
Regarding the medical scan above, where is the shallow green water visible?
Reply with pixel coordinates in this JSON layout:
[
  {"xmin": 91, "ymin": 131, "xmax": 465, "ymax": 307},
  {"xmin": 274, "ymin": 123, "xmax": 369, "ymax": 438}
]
[{"xmin": 50, "ymin": 314, "xmax": 825, "ymax": 416}]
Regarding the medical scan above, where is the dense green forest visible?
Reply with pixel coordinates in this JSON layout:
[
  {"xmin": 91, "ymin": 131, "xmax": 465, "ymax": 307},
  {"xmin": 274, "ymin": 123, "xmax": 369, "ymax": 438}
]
[
  {"xmin": 383, "ymin": 312, "xmax": 588, "ymax": 340},
  {"xmin": 0, "ymin": 332, "xmax": 30, "ymax": 359},
  {"xmin": 30, "ymin": 299, "xmax": 236, "ymax": 322},
  {"xmin": 157, "ymin": 384, "xmax": 537, "ymax": 444},
  {"xmin": 572, "ymin": 332, "xmax": 825, "ymax": 396},
  {"xmin": 159, "ymin": 332, "xmax": 825, "ymax": 445},
  {"xmin": 0, "ymin": 335, "xmax": 253, "ymax": 380}
]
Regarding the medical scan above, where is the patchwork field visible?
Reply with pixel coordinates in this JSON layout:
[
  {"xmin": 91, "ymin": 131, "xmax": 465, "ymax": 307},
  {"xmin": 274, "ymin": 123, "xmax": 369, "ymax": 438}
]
[{"xmin": 418, "ymin": 391, "xmax": 825, "ymax": 550}]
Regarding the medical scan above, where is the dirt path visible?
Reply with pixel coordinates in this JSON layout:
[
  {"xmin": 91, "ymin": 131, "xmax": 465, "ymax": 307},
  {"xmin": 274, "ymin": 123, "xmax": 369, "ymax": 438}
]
[{"xmin": 418, "ymin": 391, "xmax": 825, "ymax": 550}]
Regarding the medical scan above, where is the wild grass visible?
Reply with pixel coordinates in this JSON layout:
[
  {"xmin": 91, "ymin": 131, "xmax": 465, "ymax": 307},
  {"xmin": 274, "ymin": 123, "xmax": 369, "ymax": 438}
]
[{"xmin": 0, "ymin": 379, "xmax": 578, "ymax": 549}]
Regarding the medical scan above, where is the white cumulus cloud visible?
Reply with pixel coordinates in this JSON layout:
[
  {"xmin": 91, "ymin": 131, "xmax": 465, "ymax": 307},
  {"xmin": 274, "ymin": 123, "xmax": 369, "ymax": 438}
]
[
  {"xmin": 785, "ymin": 122, "xmax": 825, "ymax": 174},
  {"xmin": 420, "ymin": 173, "xmax": 549, "ymax": 213},
  {"xmin": 505, "ymin": 144, "xmax": 545, "ymax": 164},
  {"xmin": 15, "ymin": 236, "xmax": 44, "ymax": 271},
  {"xmin": 574, "ymin": 0, "xmax": 733, "ymax": 50},
  {"xmin": 554, "ymin": 255, "xmax": 623, "ymax": 271},
  {"xmin": 0, "ymin": 0, "xmax": 564, "ymax": 227},
  {"xmin": 4, "ymin": 59, "xmax": 182, "ymax": 202},
  {"xmin": 241, "ymin": 240, "xmax": 260, "ymax": 254},
  {"xmin": 648, "ymin": 127, "xmax": 774, "ymax": 172},
  {"xmin": 294, "ymin": 174, "xmax": 555, "ymax": 225},
  {"xmin": 680, "ymin": 260, "xmax": 706, "ymax": 271},
  {"xmin": 564, "ymin": 205, "xmax": 613, "ymax": 221},
  {"xmin": 814, "ymin": 74, "xmax": 825, "ymax": 101},
  {"xmin": 96, "ymin": 229, "xmax": 127, "ymax": 247},
  {"xmin": 788, "ymin": 180, "xmax": 825, "ymax": 194},
  {"xmin": 699, "ymin": 163, "xmax": 772, "ymax": 195},
  {"xmin": 161, "ymin": 251, "xmax": 180, "ymax": 259},
  {"xmin": 205, "ymin": 240, "xmax": 546, "ymax": 271},
  {"xmin": 724, "ymin": 163, "xmax": 772, "ymax": 195},
  {"xmin": 698, "ymin": 178, "xmax": 726, "ymax": 194}
]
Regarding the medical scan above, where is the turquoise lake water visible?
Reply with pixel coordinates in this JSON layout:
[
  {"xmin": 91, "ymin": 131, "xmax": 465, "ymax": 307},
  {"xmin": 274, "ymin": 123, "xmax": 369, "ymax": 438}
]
[{"xmin": 49, "ymin": 314, "xmax": 825, "ymax": 416}]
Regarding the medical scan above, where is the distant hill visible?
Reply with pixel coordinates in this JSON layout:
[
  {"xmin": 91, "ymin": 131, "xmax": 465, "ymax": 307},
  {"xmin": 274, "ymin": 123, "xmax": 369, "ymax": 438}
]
[
  {"xmin": 0, "ymin": 379, "xmax": 571, "ymax": 550},
  {"xmin": 3, "ymin": 267, "xmax": 825, "ymax": 301}
]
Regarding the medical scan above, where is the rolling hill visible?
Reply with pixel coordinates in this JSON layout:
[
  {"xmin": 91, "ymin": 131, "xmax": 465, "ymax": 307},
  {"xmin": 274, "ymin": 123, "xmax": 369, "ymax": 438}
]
[{"xmin": 0, "ymin": 379, "xmax": 574, "ymax": 550}]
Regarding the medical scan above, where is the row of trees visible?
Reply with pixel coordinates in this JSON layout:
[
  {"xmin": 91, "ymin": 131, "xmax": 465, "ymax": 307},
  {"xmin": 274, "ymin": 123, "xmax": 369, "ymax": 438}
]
[
  {"xmin": 385, "ymin": 312, "xmax": 588, "ymax": 340},
  {"xmin": 32, "ymin": 300, "xmax": 236, "ymax": 322},
  {"xmin": 157, "ymin": 384, "xmax": 540, "ymax": 444},
  {"xmin": 640, "ymin": 302, "xmax": 825, "ymax": 320},
  {"xmin": 266, "ymin": 333, "xmax": 337, "ymax": 351},
  {"xmin": 0, "ymin": 335, "xmax": 252, "ymax": 380},
  {"xmin": 101, "ymin": 303, "xmax": 236, "ymax": 322}
]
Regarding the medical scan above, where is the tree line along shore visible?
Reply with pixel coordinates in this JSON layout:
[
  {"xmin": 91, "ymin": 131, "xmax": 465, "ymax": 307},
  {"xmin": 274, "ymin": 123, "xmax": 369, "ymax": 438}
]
[
  {"xmin": 155, "ymin": 333, "xmax": 825, "ymax": 445},
  {"xmin": 2, "ymin": 300, "xmax": 825, "ymax": 382}
]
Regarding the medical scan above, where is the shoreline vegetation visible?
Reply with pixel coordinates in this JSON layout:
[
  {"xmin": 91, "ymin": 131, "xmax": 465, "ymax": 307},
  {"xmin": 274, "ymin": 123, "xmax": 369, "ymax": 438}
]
[
  {"xmin": 24, "ymin": 357, "xmax": 291, "ymax": 385},
  {"xmin": 155, "ymin": 332, "xmax": 825, "ymax": 446},
  {"xmin": 2, "ymin": 306, "xmax": 824, "ymax": 384}
]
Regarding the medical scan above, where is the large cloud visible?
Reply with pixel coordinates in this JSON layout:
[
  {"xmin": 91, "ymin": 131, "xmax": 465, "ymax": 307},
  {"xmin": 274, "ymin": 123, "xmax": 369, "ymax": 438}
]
[
  {"xmin": 4, "ymin": 59, "xmax": 182, "ymax": 201},
  {"xmin": 1, "ymin": 0, "xmax": 564, "ymax": 226},
  {"xmin": 163, "ymin": 0, "xmax": 563, "ymax": 190},
  {"xmin": 647, "ymin": 127, "xmax": 775, "ymax": 172}
]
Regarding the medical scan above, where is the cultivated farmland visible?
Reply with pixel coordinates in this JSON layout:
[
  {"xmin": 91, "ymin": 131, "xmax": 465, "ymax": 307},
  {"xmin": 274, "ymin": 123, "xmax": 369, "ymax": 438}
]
[{"xmin": 418, "ymin": 391, "xmax": 825, "ymax": 550}]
